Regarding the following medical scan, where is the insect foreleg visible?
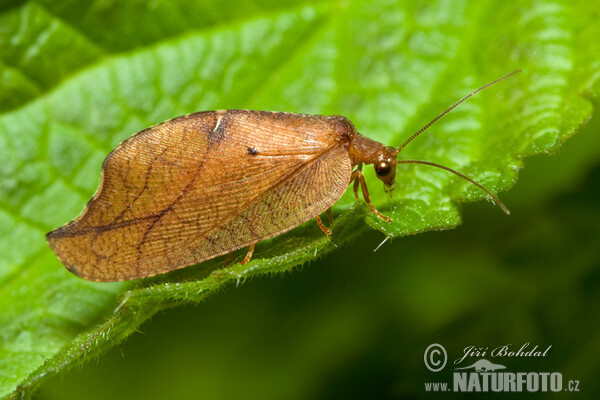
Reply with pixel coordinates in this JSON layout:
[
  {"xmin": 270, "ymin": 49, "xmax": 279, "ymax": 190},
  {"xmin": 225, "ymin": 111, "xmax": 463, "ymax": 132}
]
[
  {"xmin": 352, "ymin": 163, "xmax": 363, "ymax": 201},
  {"xmin": 349, "ymin": 169, "xmax": 392, "ymax": 224}
]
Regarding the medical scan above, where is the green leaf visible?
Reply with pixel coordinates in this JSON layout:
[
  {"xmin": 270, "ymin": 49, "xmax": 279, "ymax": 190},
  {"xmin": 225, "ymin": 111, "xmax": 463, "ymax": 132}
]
[
  {"xmin": 36, "ymin": 117, "xmax": 600, "ymax": 398},
  {"xmin": 0, "ymin": 0, "xmax": 598, "ymax": 398}
]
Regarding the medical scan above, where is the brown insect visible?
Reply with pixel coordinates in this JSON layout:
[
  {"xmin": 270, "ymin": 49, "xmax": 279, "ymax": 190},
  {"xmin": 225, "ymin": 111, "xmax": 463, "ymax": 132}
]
[{"xmin": 47, "ymin": 71, "xmax": 518, "ymax": 281}]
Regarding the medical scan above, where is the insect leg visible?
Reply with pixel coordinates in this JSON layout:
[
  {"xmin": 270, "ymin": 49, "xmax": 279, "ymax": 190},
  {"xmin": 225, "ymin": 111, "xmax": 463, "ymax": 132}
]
[
  {"xmin": 241, "ymin": 243, "xmax": 255, "ymax": 265},
  {"xmin": 222, "ymin": 252, "xmax": 233, "ymax": 267},
  {"xmin": 352, "ymin": 163, "xmax": 363, "ymax": 201},
  {"xmin": 315, "ymin": 215, "xmax": 332, "ymax": 236},
  {"xmin": 326, "ymin": 208, "xmax": 333, "ymax": 224},
  {"xmin": 350, "ymin": 169, "xmax": 392, "ymax": 223}
]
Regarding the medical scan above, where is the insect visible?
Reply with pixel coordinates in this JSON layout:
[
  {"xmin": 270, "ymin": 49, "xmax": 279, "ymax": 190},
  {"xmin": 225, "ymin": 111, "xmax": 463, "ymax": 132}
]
[{"xmin": 47, "ymin": 71, "xmax": 519, "ymax": 281}]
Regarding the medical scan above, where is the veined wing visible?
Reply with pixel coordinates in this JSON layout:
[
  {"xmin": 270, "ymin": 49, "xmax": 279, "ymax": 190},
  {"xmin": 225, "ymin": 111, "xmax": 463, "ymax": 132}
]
[
  {"xmin": 47, "ymin": 110, "xmax": 350, "ymax": 281},
  {"xmin": 190, "ymin": 142, "xmax": 352, "ymax": 268}
]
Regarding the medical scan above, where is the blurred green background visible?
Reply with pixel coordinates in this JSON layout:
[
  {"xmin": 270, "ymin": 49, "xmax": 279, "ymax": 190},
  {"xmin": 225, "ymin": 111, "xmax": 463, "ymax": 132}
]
[{"xmin": 39, "ymin": 108, "xmax": 600, "ymax": 398}]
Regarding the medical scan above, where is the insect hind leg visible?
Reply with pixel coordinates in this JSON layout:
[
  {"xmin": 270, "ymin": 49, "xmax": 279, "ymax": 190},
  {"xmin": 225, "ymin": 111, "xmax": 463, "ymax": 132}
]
[{"xmin": 241, "ymin": 243, "xmax": 255, "ymax": 265}]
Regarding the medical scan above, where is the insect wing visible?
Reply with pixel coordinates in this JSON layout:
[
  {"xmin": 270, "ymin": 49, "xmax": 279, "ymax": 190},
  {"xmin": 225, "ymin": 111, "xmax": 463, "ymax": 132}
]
[{"xmin": 47, "ymin": 110, "xmax": 350, "ymax": 281}]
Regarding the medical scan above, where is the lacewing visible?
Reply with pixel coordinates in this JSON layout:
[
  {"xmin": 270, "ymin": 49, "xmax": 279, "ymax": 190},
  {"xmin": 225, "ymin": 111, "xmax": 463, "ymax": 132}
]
[{"xmin": 47, "ymin": 71, "xmax": 519, "ymax": 281}]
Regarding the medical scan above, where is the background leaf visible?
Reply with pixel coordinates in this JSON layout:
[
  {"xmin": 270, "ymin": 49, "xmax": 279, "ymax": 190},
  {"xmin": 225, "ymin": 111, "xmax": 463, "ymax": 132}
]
[{"xmin": 0, "ymin": 0, "xmax": 599, "ymax": 398}]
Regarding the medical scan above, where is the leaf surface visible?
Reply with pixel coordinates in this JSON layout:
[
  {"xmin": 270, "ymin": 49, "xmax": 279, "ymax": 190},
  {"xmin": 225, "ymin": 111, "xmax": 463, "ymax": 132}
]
[{"xmin": 1, "ymin": 0, "xmax": 599, "ymax": 397}]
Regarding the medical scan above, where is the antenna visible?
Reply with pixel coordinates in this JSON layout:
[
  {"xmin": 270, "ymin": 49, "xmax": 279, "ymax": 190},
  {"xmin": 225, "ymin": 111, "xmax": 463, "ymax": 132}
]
[
  {"xmin": 396, "ymin": 160, "xmax": 510, "ymax": 215},
  {"xmin": 395, "ymin": 70, "xmax": 521, "ymax": 154},
  {"xmin": 395, "ymin": 70, "xmax": 521, "ymax": 215}
]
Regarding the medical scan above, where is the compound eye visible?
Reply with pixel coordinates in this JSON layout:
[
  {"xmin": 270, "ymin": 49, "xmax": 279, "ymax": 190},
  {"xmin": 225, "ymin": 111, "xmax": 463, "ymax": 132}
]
[{"xmin": 375, "ymin": 161, "xmax": 392, "ymax": 177}]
